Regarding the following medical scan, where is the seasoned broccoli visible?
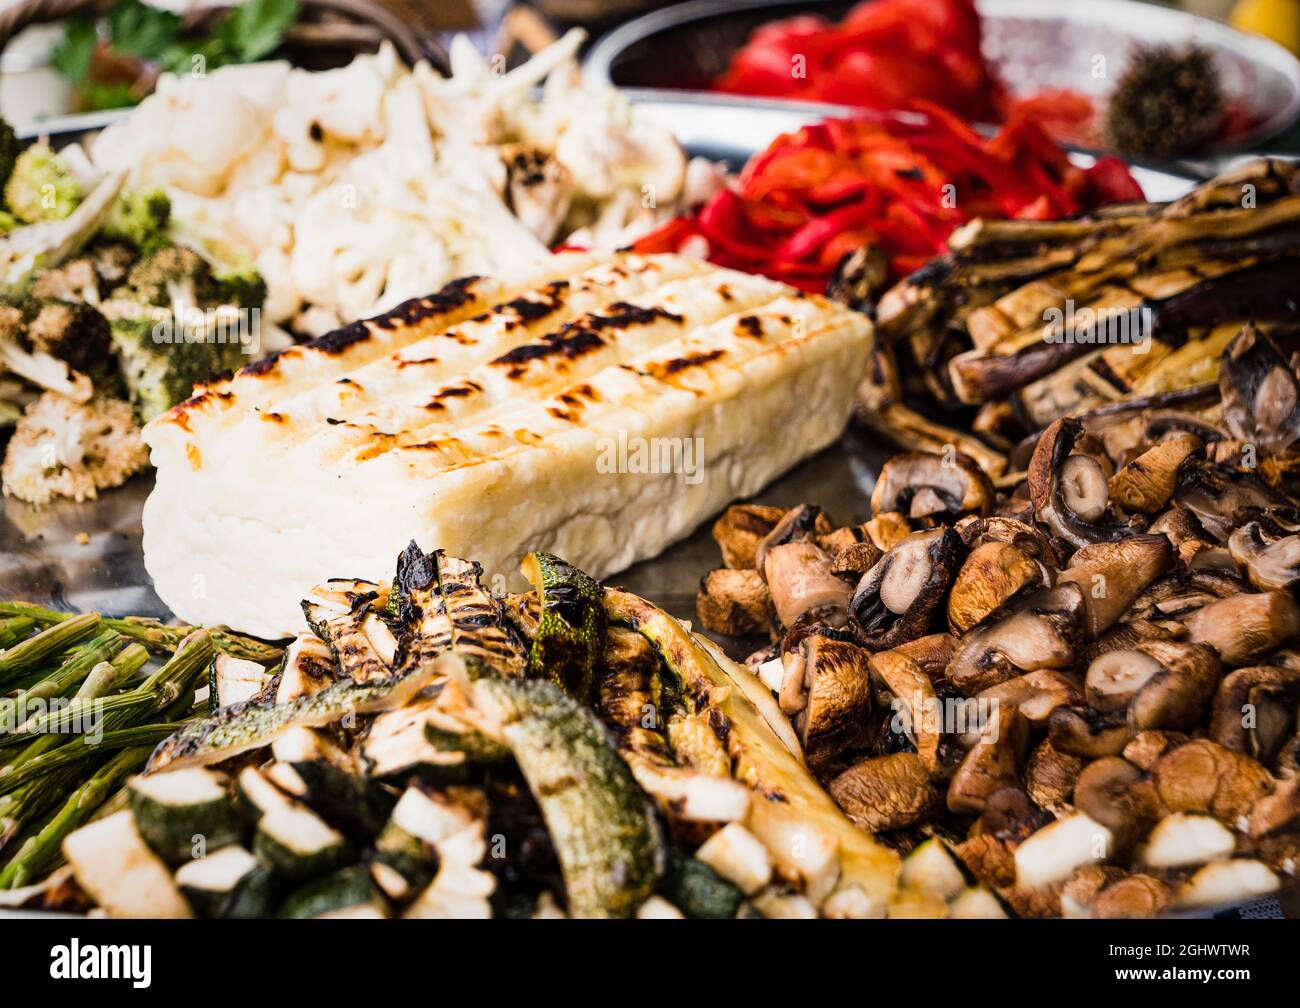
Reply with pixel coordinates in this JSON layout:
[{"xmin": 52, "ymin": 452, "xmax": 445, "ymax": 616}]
[
  {"xmin": 1, "ymin": 391, "xmax": 148, "ymax": 505},
  {"xmin": 0, "ymin": 118, "xmax": 19, "ymax": 204},
  {"xmin": 4, "ymin": 144, "xmax": 82, "ymax": 224},
  {"xmin": 123, "ymin": 244, "xmax": 214, "ymax": 316},
  {"xmin": 101, "ymin": 188, "xmax": 171, "ymax": 253},
  {"xmin": 101, "ymin": 306, "xmax": 244, "ymax": 422},
  {"xmin": 213, "ymin": 263, "xmax": 267, "ymax": 311},
  {"xmin": 0, "ymin": 303, "xmax": 93, "ymax": 401},
  {"xmin": 26, "ymin": 301, "xmax": 117, "ymax": 388},
  {"xmin": 30, "ymin": 258, "xmax": 100, "ymax": 304}
]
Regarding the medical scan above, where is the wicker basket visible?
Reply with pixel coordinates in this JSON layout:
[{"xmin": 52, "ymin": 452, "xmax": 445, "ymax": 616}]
[{"xmin": 0, "ymin": 0, "xmax": 447, "ymax": 72}]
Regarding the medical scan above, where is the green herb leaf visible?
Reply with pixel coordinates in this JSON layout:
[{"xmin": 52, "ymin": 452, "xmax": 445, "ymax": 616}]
[
  {"xmin": 217, "ymin": 0, "xmax": 299, "ymax": 64},
  {"xmin": 107, "ymin": 0, "xmax": 182, "ymax": 60},
  {"xmin": 50, "ymin": 16, "xmax": 99, "ymax": 82}
]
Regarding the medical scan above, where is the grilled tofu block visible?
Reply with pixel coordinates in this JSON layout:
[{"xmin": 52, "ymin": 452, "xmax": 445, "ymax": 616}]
[{"xmin": 142, "ymin": 254, "xmax": 874, "ymax": 636}]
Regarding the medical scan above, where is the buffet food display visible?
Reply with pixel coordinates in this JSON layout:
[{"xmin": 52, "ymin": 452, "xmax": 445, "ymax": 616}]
[{"xmin": 0, "ymin": 2, "xmax": 1297, "ymax": 921}]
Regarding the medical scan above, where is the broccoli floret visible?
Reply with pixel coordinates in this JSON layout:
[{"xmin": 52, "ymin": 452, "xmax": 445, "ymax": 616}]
[
  {"xmin": 25, "ymin": 301, "xmax": 117, "ymax": 388},
  {"xmin": 101, "ymin": 188, "xmax": 171, "ymax": 253},
  {"xmin": 0, "ymin": 118, "xmax": 19, "ymax": 205},
  {"xmin": 30, "ymin": 258, "xmax": 100, "ymax": 304},
  {"xmin": 1, "ymin": 391, "xmax": 148, "ymax": 505},
  {"xmin": 100, "ymin": 301, "xmax": 245, "ymax": 422},
  {"xmin": 4, "ymin": 144, "xmax": 82, "ymax": 224},
  {"xmin": 213, "ymin": 263, "xmax": 267, "ymax": 311},
  {"xmin": 123, "ymin": 244, "xmax": 214, "ymax": 315},
  {"xmin": 0, "ymin": 302, "xmax": 93, "ymax": 401}
]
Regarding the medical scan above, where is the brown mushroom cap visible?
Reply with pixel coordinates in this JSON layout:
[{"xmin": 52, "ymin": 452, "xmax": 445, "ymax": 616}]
[
  {"xmin": 1184, "ymin": 590, "xmax": 1300, "ymax": 666},
  {"xmin": 956, "ymin": 514, "xmax": 1066, "ymax": 564},
  {"xmin": 946, "ymin": 584, "xmax": 1085, "ymax": 694},
  {"xmin": 696, "ymin": 568, "xmax": 772, "ymax": 637},
  {"xmin": 779, "ymin": 635, "xmax": 874, "ymax": 774},
  {"xmin": 1055, "ymin": 534, "xmax": 1174, "ymax": 640},
  {"xmin": 1108, "ymin": 432, "xmax": 1203, "ymax": 515},
  {"xmin": 829, "ymin": 541, "xmax": 885, "ymax": 581},
  {"xmin": 1122, "ymin": 730, "xmax": 1191, "ymax": 771},
  {"xmin": 850, "ymin": 527, "xmax": 964, "ymax": 651},
  {"xmin": 868, "ymin": 650, "xmax": 947, "ymax": 776},
  {"xmin": 1025, "ymin": 740, "xmax": 1086, "ymax": 813},
  {"xmin": 889, "ymin": 633, "xmax": 958, "ymax": 681},
  {"xmin": 947, "ymin": 541, "xmax": 1049, "ymax": 634},
  {"xmin": 712, "ymin": 503, "xmax": 788, "ymax": 570},
  {"xmin": 870, "ymin": 451, "xmax": 995, "ymax": 525},
  {"xmin": 754, "ymin": 504, "xmax": 827, "ymax": 574},
  {"xmin": 1228, "ymin": 522, "xmax": 1300, "ymax": 592},
  {"xmin": 1150, "ymin": 739, "xmax": 1274, "ymax": 824},
  {"xmin": 974, "ymin": 669, "xmax": 1082, "ymax": 728},
  {"xmin": 862, "ymin": 511, "xmax": 914, "ymax": 551},
  {"xmin": 762, "ymin": 542, "xmax": 851, "ymax": 630},
  {"xmin": 1091, "ymin": 874, "xmax": 1172, "ymax": 919},
  {"xmin": 1047, "ymin": 704, "xmax": 1136, "ymax": 759},
  {"xmin": 1085, "ymin": 639, "xmax": 1220, "ymax": 732},
  {"xmin": 1072, "ymin": 756, "xmax": 1160, "ymax": 852},
  {"xmin": 828, "ymin": 752, "xmax": 940, "ymax": 832},
  {"xmin": 947, "ymin": 705, "xmax": 1031, "ymax": 815},
  {"xmin": 1209, "ymin": 665, "xmax": 1300, "ymax": 764},
  {"xmin": 1028, "ymin": 418, "xmax": 1141, "ymax": 549}
]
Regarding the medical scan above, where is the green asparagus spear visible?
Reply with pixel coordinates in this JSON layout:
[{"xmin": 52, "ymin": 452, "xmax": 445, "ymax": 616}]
[
  {"xmin": 0, "ymin": 724, "xmax": 180, "ymax": 799},
  {"xmin": 0, "ymin": 604, "xmax": 281, "ymax": 664},
  {"xmin": 0, "ymin": 632, "xmax": 122, "ymax": 726},
  {"xmin": 0, "ymin": 612, "xmax": 100, "ymax": 687},
  {"xmin": 0, "ymin": 617, "xmax": 35, "ymax": 650},
  {"xmin": 0, "ymin": 743, "xmax": 153, "ymax": 888}
]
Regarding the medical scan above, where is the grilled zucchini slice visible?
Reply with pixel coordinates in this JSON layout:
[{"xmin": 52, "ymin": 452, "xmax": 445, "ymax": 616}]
[
  {"xmin": 238, "ymin": 767, "xmax": 351, "ymax": 881},
  {"xmin": 209, "ymin": 655, "xmax": 270, "ymax": 709},
  {"xmin": 372, "ymin": 785, "xmax": 479, "ymax": 901},
  {"xmin": 62, "ymin": 811, "xmax": 192, "ymax": 918},
  {"xmin": 127, "ymin": 767, "xmax": 241, "ymax": 864},
  {"xmin": 280, "ymin": 865, "xmax": 387, "ymax": 919},
  {"xmin": 174, "ymin": 845, "xmax": 274, "ymax": 918},
  {"xmin": 659, "ymin": 848, "xmax": 744, "ymax": 919},
  {"xmin": 521, "ymin": 551, "xmax": 607, "ymax": 701}
]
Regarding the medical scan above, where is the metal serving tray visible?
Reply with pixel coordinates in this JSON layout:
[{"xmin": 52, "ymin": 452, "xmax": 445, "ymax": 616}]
[{"xmin": 6, "ymin": 95, "xmax": 1279, "ymax": 919}]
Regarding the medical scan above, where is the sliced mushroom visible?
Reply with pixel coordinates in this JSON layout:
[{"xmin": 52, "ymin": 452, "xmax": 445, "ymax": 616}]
[
  {"xmin": 974, "ymin": 669, "xmax": 1081, "ymax": 730},
  {"xmin": 1244, "ymin": 777, "xmax": 1300, "ymax": 837},
  {"xmin": 1055, "ymin": 534, "xmax": 1173, "ymax": 640},
  {"xmin": 947, "ymin": 706, "xmax": 1031, "ymax": 815},
  {"xmin": 778, "ymin": 635, "xmax": 874, "ymax": 774},
  {"xmin": 888, "ymin": 633, "xmax": 958, "ymax": 681},
  {"xmin": 762, "ymin": 542, "xmax": 851, "ymax": 630},
  {"xmin": 1122, "ymin": 730, "xmax": 1190, "ymax": 771},
  {"xmin": 849, "ymin": 527, "xmax": 964, "ymax": 651},
  {"xmin": 1209, "ymin": 665, "xmax": 1300, "ymax": 763},
  {"xmin": 1090, "ymin": 874, "xmax": 1172, "ymax": 919},
  {"xmin": 1184, "ymin": 590, "xmax": 1300, "ymax": 666},
  {"xmin": 695, "ymin": 568, "xmax": 772, "ymax": 637},
  {"xmin": 712, "ymin": 503, "xmax": 788, "ymax": 570},
  {"xmin": 868, "ymin": 650, "xmax": 947, "ymax": 776},
  {"xmin": 1150, "ymin": 739, "xmax": 1274, "ymax": 824},
  {"xmin": 1047, "ymin": 705, "xmax": 1136, "ymax": 759},
  {"xmin": 862, "ymin": 511, "xmax": 913, "ymax": 551},
  {"xmin": 1025, "ymin": 740, "xmax": 1086, "ymax": 814},
  {"xmin": 1107, "ymin": 432, "xmax": 1202, "ymax": 515},
  {"xmin": 971, "ymin": 786, "xmax": 1052, "ymax": 840},
  {"xmin": 829, "ymin": 541, "xmax": 884, "ymax": 581},
  {"xmin": 955, "ymin": 514, "xmax": 1064, "ymax": 565},
  {"xmin": 946, "ymin": 585, "xmax": 1085, "ymax": 694},
  {"xmin": 1174, "ymin": 463, "xmax": 1292, "ymax": 543},
  {"xmin": 1072, "ymin": 756, "xmax": 1160, "ymax": 853},
  {"xmin": 947, "ymin": 541, "xmax": 1049, "ymax": 634},
  {"xmin": 828, "ymin": 753, "xmax": 940, "ymax": 832},
  {"xmin": 870, "ymin": 451, "xmax": 994, "ymax": 525},
  {"xmin": 1219, "ymin": 323, "xmax": 1300, "ymax": 455},
  {"xmin": 1084, "ymin": 619, "xmax": 1183, "ymax": 664},
  {"xmin": 1148, "ymin": 505, "xmax": 1210, "ymax": 549},
  {"xmin": 1060, "ymin": 864, "xmax": 1128, "ymax": 918},
  {"xmin": 1085, "ymin": 640, "xmax": 1220, "ymax": 731},
  {"xmin": 1228, "ymin": 522, "xmax": 1300, "ymax": 592},
  {"xmin": 754, "ymin": 504, "xmax": 826, "ymax": 574},
  {"xmin": 1028, "ymin": 418, "xmax": 1140, "ymax": 549}
]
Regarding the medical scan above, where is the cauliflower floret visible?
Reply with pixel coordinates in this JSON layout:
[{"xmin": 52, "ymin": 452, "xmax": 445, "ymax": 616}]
[{"xmin": 1, "ymin": 393, "xmax": 149, "ymax": 506}]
